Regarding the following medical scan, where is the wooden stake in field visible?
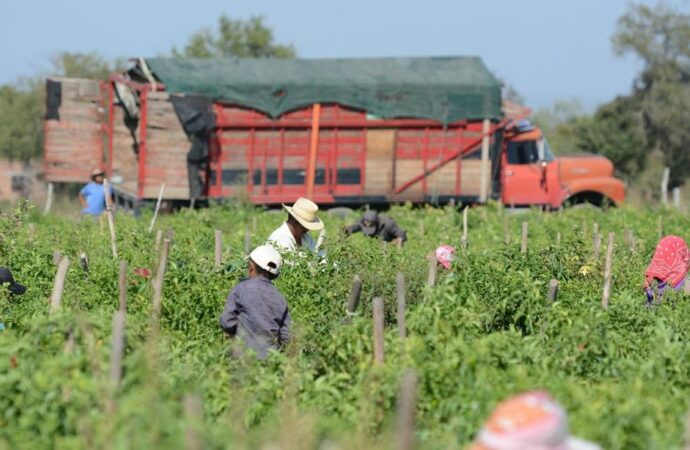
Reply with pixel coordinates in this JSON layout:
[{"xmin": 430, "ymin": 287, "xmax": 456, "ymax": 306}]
[
  {"xmin": 53, "ymin": 250, "xmax": 63, "ymax": 266},
  {"xmin": 673, "ymin": 187, "xmax": 682, "ymax": 211},
  {"xmin": 244, "ymin": 225, "xmax": 251, "ymax": 255},
  {"xmin": 103, "ymin": 178, "xmax": 118, "ymax": 258},
  {"xmin": 148, "ymin": 183, "xmax": 165, "ymax": 233},
  {"xmin": 152, "ymin": 239, "xmax": 171, "ymax": 322},
  {"xmin": 155, "ymin": 229, "xmax": 162, "ymax": 251},
  {"xmin": 28, "ymin": 223, "xmax": 35, "ymax": 242},
  {"xmin": 50, "ymin": 256, "xmax": 70, "ymax": 315},
  {"xmin": 343, "ymin": 275, "xmax": 362, "ymax": 325},
  {"xmin": 593, "ymin": 223, "xmax": 600, "ymax": 257},
  {"xmin": 395, "ymin": 370, "xmax": 418, "ymax": 450},
  {"xmin": 396, "ymin": 273, "xmax": 406, "ymax": 339},
  {"xmin": 214, "ymin": 229, "xmax": 222, "ymax": 268},
  {"xmin": 43, "ymin": 182, "xmax": 54, "ymax": 215},
  {"xmin": 109, "ymin": 310, "xmax": 126, "ymax": 388},
  {"xmin": 602, "ymin": 232, "xmax": 615, "ymax": 309},
  {"xmin": 119, "ymin": 260, "xmax": 127, "ymax": 313},
  {"xmin": 461, "ymin": 206, "xmax": 468, "ymax": 251},
  {"xmin": 661, "ymin": 166, "xmax": 670, "ymax": 206},
  {"xmin": 555, "ymin": 232, "xmax": 562, "ymax": 247},
  {"xmin": 547, "ymin": 279, "xmax": 559, "ymax": 304},
  {"xmin": 184, "ymin": 394, "xmax": 204, "ymax": 450},
  {"xmin": 427, "ymin": 255, "xmax": 437, "ymax": 287},
  {"xmin": 504, "ymin": 218, "xmax": 511, "ymax": 245},
  {"xmin": 372, "ymin": 297, "xmax": 385, "ymax": 365},
  {"xmin": 521, "ymin": 221, "xmax": 529, "ymax": 254}
]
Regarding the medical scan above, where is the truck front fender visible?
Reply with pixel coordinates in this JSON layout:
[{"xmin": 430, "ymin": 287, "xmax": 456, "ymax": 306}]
[{"xmin": 561, "ymin": 177, "xmax": 626, "ymax": 206}]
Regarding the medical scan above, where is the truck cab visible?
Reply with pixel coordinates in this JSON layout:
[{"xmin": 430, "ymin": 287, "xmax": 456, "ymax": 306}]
[{"xmin": 500, "ymin": 121, "xmax": 625, "ymax": 208}]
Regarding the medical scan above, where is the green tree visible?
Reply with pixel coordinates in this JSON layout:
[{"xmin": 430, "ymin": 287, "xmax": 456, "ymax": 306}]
[
  {"xmin": 532, "ymin": 99, "xmax": 587, "ymax": 155},
  {"xmin": 173, "ymin": 15, "xmax": 296, "ymax": 58},
  {"xmin": 50, "ymin": 52, "xmax": 116, "ymax": 80}
]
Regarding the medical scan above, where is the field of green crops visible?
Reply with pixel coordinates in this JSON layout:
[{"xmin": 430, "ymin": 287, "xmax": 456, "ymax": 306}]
[{"xmin": 1, "ymin": 201, "xmax": 690, "ymax": 449}]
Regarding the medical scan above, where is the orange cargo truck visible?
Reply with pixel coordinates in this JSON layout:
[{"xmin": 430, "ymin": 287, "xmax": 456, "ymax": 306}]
[{"xmin": 43, "ymin": 57, "xmax": 624, "ymax": 210}]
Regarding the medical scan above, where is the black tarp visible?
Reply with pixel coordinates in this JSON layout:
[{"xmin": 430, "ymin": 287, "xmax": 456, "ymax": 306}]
[
  {"xmin": 45, "ymin": 79, "xmax": 62, "ymax": 120},
  {"xmin": 169, "ymin": 95, "xmax": 216, "ymax": 198}
]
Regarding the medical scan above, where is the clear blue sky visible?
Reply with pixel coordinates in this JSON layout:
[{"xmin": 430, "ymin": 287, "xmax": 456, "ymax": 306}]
[{"xmin": 2, "ymin": 0, "xmax": 687, "ymax": 109}]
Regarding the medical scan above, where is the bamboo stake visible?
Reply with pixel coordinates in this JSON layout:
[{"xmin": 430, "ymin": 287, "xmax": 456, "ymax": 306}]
[
  {"xmin": 119, "ymin": 260, "xmax": 127, "ymax": 313},
  {"xmin": 214, "ymin": 229, "xmax": 222, "ymax": 268},
  {"xmin": 673, "ymin": 187, "xmax": 681, "ymax": 211},
  {"xmin": 155, "ymin": 229, "xmax": 162, "ymax": 251},
  {"xmin": 396, "ymin": 370, "xmax": 418, "ymax": 450},
  {"xmin": 109, "ymin": 311, "xmax": 126, "ymax": 388},
  {"xmin": 244, "ymin": 225, "xmax": 251, "ymax": 255},
  {"xmin": 103, "ymin": 178, "xmax": 118, "ymax": 258},
  {"xmin": 555, "ymin": 232, "xmax": 561, "ymax": 247},
  {"xmin": 661, "ymin": 167, "xmax": 670, "ymax": 206},
  {"xmin": 504, "ymin": 218, "xmax": 511, "ymax": 245},
  {"xmin": 602, "ymin": 232, "xmax": 615, "ymax": 309},
  {"xmin": 396, "ymin": 273, "xmax": 406, "ymax": 340},
  {"xmin": 152, "ymin": 239, "xmax": 171, "ymax": 321},
  {"xmin": 521, "ymin": 221, "xmax": 528, "ymax": 254},
  {"xmin": 427, "ymin": 255, "xmax": 437, "ymax": 287},
  {"xmin": 148, "ymin": 183, "xmax": 165, "ymax": 233},
  {"xmin": 50, "ymin": 256, "xmax": 70, "ymax": 315},
  {"xmin": 547, "ymin": 279, "xmax": 559, "ymax": 303},
  {"xmin": 594, "ymin": 233, "xmax": 602, "ymax": 259},
  {"xmin": 343, "ymin": 275, "xmax": 362, "ymax": 324},
  {"xmin": 461, "ymin": 206, "xmax": 468, "ymax": 250},
  {"xmin": 43, "ymin": 182, "xmax": 53, "ymax": 215},
  {"xmin": 372, "ymin": 297, "xmax": 385, "ymax": 365},
  {"xmin": 184, "ymin": 394, "xmax": 204, "ymax": 450}
]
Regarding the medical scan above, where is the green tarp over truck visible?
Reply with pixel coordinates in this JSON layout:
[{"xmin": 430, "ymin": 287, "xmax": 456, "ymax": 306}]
[{"xmin": 145, "ymin": 56, "xmax": 502, "ymax": 124}]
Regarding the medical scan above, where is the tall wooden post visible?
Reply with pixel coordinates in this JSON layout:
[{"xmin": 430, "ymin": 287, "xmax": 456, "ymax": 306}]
[
  {"xmin": 602, "ymin": 232, "xmax": 615, "ymax": 309},
  {"xmin": 661, "ymin": 167, "xmax": 670, "ymax": 206},
  {"xmin": 152, "ymin": 239, "xmax": 171, "ymax": 321},
  {"xmin": 343, "ymin": 275, "xmax": 362, "ymax": 325},
  {"xmin": 673, "ymin": 187, "xmax": 682, "ymax": 211},
  {"xmin": 547, "ymin": 279, "xmax": 559, "ymax": 303},
  {"xmin": 43, "ymin": 182, "xmax": 54, "ymax": 215},
  {"xmin": 184, "ymin": 394, "xmax": 203, "ymax": 450},
  {"xmin": 50, "ymin": 256, "xmax": 70, "ymax": 315},
  {"xmin": 244, "ymin": 226, "xmax": 251, "ymax": 255},
  {"xmin": 305, "ymin": 103, "xmax": 322, "ymax": 199},
  {"xmin": 148, "ymin": 183, "xmax": 165, "ymax": 233},
  {"xmin": 110, "ymin": 311, "xmax": 126, "ymax": 388},
  {"xmin": 427, "ymin": 256, "xmax": 437, "ymax": 287},
  {"xmin": 372, "ymin": 297, "xmax": 385, "ymax": 365},
  {"xmin": 461, "ymin": 206, "xmax": 468, "ymax": 250},
  {"xmin": 479, "ymin": 119, "xmax": 491, "ymax": 202},
  {"xmin": 396, "ymin": 273, "xmax": 406, "ymax": 339},
  {"xmin": 214, "ymin": 230, "xmax": 222, "ymax": 268},
  {"xmin": 396, "ymin": 370, "xmax": 418, "ymax": 450},
  {"xmin": 103, "ymin": 178, "xmax": 118, "ymax": 258},
  {"xmin": 119, "ymin": 260, "xmax": 127, "ymax": 313}
]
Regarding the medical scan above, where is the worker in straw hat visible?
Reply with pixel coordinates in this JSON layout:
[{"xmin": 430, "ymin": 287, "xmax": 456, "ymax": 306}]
[
  {"xmin": 219, "ymin": 245, "xmax": 290, "ymax": 359},
  {"xmin": 268, "ymin": 197, "xmax": 324, "ymax": 254},
  {"xmin": 78, "ymin": 168, "xmax": 112, "ymax": 216},
  {"xmin": 467, "ymin": 390, "xmax": 600, "ymax": 450}
]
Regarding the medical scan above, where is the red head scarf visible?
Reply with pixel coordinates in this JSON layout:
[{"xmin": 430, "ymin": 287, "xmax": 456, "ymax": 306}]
[{"xmin": 644, "ymin": 235, "xmax": 690, "ymax": 289}]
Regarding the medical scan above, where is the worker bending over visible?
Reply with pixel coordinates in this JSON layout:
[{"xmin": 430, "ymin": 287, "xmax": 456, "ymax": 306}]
[
  {"xmin": 644, "ymin": 235, "xmax": 690, "ymax": 305},
  {"xmin": 219, "ymin": 245, "xmax": 290, "ymax": 359},
  {"xmin": 268, "ymin": 197, "xmax": 324, "ymax": 254},
  {"xmin": 345, "ymin": 210, "xmax": 407, "ymax": 246}
]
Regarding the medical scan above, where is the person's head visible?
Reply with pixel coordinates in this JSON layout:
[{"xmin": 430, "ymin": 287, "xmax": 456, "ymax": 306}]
[
  {"xmin": 248, "ymin": 245, "xmax": 282, "ymax": 280},
  {"xmin": 283, "ymin": 197, "xmax": 323, "ymax": 240},
  {"xmin": 361, "ymin": 210, "xmax": 379, "ymax": 236},
  {"xmin": 0, "ymin": 267, "xmax": 26, "ymax": 295},
  {"xmin": 434, "ymin": 245, "xmax": 456, "ymax": 270},
  {"xmin": 468, "ymin": 391, "xmax": 600, "ymax": 450},
  {"xmin": 91, "ymin": 168, "xmax": 105, "ymax": 184}
]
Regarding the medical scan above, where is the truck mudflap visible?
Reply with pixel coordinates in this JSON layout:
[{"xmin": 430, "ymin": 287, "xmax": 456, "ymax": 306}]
[{"xmin": 561, "ymin": 177, "xmax": 626, "ymax": 206}]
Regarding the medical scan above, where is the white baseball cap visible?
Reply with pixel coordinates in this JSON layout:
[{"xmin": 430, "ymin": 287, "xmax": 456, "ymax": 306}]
[{"xmin": 249, "ymin": 245, "xmax": 282, "ymax": 275}]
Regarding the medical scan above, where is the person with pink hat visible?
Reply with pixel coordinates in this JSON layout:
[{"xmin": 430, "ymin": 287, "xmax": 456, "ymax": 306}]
[
  {"xmin": 433, "ymin": 244, "xmax": 456, "ymax": 271},
  {"xmin": 467, "ymin": 391, "xmax": 600, "ymax": 450}
]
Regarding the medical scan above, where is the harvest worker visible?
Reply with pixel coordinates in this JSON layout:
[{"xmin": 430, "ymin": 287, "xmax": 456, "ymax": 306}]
[
  {"xmin": 344, "ymin": 210, "xmax": 407, "ymax": 246},
  {"xmin": 467, "ymin": 390, "xmax": 600, "ymax": 450},
  {"xmin": 0, "ymin": 267, "xmax": 26, "ymax": 295},
  {"xmin": 434, "ymin": 244, "xmax": 456, "ymax": 270},
  {"xmin": 219, "ymin": 245, "xmax": 290, "ymax": 359},
  {"xmin": 643, "ymin": 235, "xmax": 690, "ymax": 305},
  {"xmin": 268, "ymin": 197, "xmax": 324, "ymax": 254},
  {"xmin": 78, "ymin": 168, "xmax": 112, "ymax": 216}
]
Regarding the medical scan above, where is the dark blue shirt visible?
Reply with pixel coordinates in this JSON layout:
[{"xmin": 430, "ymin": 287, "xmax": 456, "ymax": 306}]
[{"xmin": 220, "ymin": 276, "xmax": 291, "ymax": 359}]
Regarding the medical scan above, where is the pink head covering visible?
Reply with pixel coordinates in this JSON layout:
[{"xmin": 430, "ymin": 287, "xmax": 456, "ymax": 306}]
[
  {"xmin": 435, "ymin": 245, "xmax": 456, "ymax": 270},
  {"xmin": 644, "ymin": 235, "xmax": 690, "ymax": 289},
  {"xmin": 467, "ymin": 391, "xmax": 600, "ymax": 450}
]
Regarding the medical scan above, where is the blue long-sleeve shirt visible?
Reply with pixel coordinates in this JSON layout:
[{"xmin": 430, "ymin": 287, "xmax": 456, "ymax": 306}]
[{"xmin": 219, "ymin": 276, "xmax": 291, "ymax": 359}]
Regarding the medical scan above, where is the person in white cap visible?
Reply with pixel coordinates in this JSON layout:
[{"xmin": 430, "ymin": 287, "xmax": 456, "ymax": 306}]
[
  {"xmin": 268, "ymin": 197, "xmax": 324, "ymax": 254},
  {"xmin": 467, "ymin": 390, "xmax": 600, "ymax": 450},
  {"xmin": 219, "ymin": 245, "xmax": 290, "ymax": 359}
]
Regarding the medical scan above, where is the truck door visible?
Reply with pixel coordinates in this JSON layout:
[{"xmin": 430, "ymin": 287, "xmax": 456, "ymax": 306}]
[{"xmin": 502, "ymin": 137, "xmax": 552, "ymax": 206}]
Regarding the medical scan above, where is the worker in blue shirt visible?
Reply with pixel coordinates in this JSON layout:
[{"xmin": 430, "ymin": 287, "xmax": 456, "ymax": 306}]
[{"xmin": 78, "ymin": 168, "xmax": 112, "ymax": 216}]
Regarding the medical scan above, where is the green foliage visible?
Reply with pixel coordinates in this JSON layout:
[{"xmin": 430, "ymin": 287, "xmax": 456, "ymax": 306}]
[
  {"xmin": 1, "ymin": 202, "xmax": 690, "ymax": 449},
  {"xmin": 0, "ymin": 82, "xmax": 43, "ymax": 161},
  {"xmin": 532, "ymin": 98, "xmax": 587, "ymax": 155},
  {"xmin": 173, "ymin": 15, "xmax": 296, "ymax": 59}
]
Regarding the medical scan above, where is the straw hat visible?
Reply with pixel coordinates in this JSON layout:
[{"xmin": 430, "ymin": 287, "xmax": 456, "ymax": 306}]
[
  {"xmin": 91, "ymin": 168, "xmax": 105, "ymax": 179},
  {"xmin": 283, "ymin": 198, "xmax": 324, "ymax": 231}
]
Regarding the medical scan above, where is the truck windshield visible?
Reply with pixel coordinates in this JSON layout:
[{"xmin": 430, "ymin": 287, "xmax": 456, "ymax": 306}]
[{"xmin": 507, "ymin": 137, "xmax": 555, "ymax": 164}]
